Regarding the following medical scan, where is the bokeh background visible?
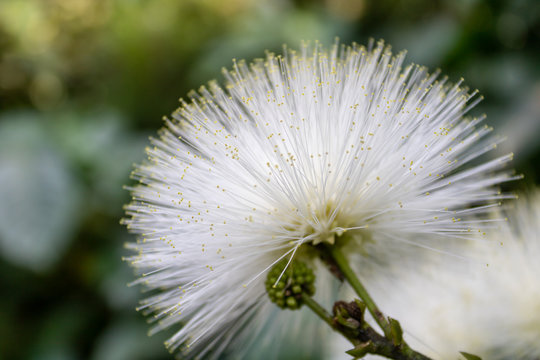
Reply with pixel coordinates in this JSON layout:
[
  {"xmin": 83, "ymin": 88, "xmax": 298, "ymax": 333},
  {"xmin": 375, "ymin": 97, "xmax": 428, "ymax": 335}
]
[{"xmin": 0, "ymin": 0, "xmax": 538, "ymax": 359}]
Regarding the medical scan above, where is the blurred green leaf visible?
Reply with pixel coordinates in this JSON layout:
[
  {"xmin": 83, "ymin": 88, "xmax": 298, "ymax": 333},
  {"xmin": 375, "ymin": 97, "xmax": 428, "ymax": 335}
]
[
  {"xmin": 51, "ymin": 110, "xmax": 148, "ymax": 214},
  {"xmin": 91, "ymin": 317, "xmax": 170, "ymax": 360},
  {"xmin": 0, "ymin": 112, "xmax": 82, "ymax": 271}
]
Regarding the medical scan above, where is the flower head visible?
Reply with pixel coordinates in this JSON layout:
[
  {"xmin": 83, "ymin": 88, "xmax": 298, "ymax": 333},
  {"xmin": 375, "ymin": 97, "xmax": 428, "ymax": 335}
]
[
  {"xmin": 363, "ymin": 190, "xmax": 540, "ymax": 360},
  {"xmin": 123, "ymin": 40, "xmax": 514, "ymax": 358}
]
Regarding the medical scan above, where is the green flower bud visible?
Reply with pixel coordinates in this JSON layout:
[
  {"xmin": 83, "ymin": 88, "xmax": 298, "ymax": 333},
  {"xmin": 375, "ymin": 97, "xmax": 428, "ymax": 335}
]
[{"xmin": 265, "ymin": 259, "xmax": 316, "ymax": 310}]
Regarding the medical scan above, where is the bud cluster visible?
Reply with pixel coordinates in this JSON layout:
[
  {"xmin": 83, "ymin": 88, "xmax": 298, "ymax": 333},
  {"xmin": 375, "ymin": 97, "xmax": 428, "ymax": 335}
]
[{"xmin": 265, "ymin": 259, "xmax": 316, "ymax": 310}]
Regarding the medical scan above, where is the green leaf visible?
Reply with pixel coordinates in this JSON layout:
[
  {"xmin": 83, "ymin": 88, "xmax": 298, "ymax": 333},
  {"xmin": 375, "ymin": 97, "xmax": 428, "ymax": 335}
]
[
  {"xmin": 353, "ymin": 298, "xmax": 366, "ymax": 315},
  {"xmin": 346, "ymin": 341, "xmax": 375, "ymax": 358},
  {"xmin": 388, "ymin": 317, "xmax": 404, "ymax": 346},
  {"xmin": 460, "ymin": 351, "xmax": 482, "ymax": 360},
  {"xmin": 0, "ymin": 112, "xmax": 82, "ymax": 271}
]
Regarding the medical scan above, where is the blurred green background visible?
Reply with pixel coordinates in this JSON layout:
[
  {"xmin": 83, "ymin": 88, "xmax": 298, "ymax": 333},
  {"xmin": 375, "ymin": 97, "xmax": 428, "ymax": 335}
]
[{"xmin": 0, "ymin": 0, "xmax": 538, "ymax": 359}]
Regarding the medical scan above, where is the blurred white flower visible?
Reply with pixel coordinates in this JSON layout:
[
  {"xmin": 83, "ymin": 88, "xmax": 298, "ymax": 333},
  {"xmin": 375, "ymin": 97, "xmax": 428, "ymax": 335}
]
[
  {"xmin": 123, "ymin": 40, "xmax": 514, "ymax": 358},
  {"xmin": 352, "ymin": 190, "xmax": 540, "ymax": 360}
]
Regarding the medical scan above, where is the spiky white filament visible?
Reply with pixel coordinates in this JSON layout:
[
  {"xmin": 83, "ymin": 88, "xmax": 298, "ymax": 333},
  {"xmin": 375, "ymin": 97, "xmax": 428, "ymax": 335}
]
[{"xmin": 124, "ymin": 40, "xmax": 513, "ymax": 358}]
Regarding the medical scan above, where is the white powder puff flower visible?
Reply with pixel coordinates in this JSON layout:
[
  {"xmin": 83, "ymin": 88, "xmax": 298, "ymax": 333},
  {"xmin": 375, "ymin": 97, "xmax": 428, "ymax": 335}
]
[
  {"xmin": 123, "ymin": 40, "xmax": 515, "ymax": 358},
  {"xmin": 343, "ymin": 190, "xmax": 540, "ymax": 360}
]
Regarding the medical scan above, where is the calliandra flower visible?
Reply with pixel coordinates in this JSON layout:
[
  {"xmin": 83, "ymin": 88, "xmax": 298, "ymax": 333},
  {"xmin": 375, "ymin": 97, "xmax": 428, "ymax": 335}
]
[
  {"xmin": 356, "ymin": 190, "xmax": 539, "ymax": 360},
  {"xmin": 123, "ymin": 40, "xmax": 516, "ymax": 358}
]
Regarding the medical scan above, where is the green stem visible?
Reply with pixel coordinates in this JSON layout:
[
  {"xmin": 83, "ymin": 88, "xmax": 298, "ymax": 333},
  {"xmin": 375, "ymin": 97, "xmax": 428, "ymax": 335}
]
[
  {"xmin": 300, "ymin": 293, "xmax": 357, "ymax": 345},
  {"xmin": 300, "ymin": 293, "xmax": 336, "ymax": 330},
  {"xmin": 325, "ymin": 244, "xmax": 391, "ymax": 338},
  {"xmin": 302, "ymin": 296, "xmax": 432, "ymax": 360}
]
